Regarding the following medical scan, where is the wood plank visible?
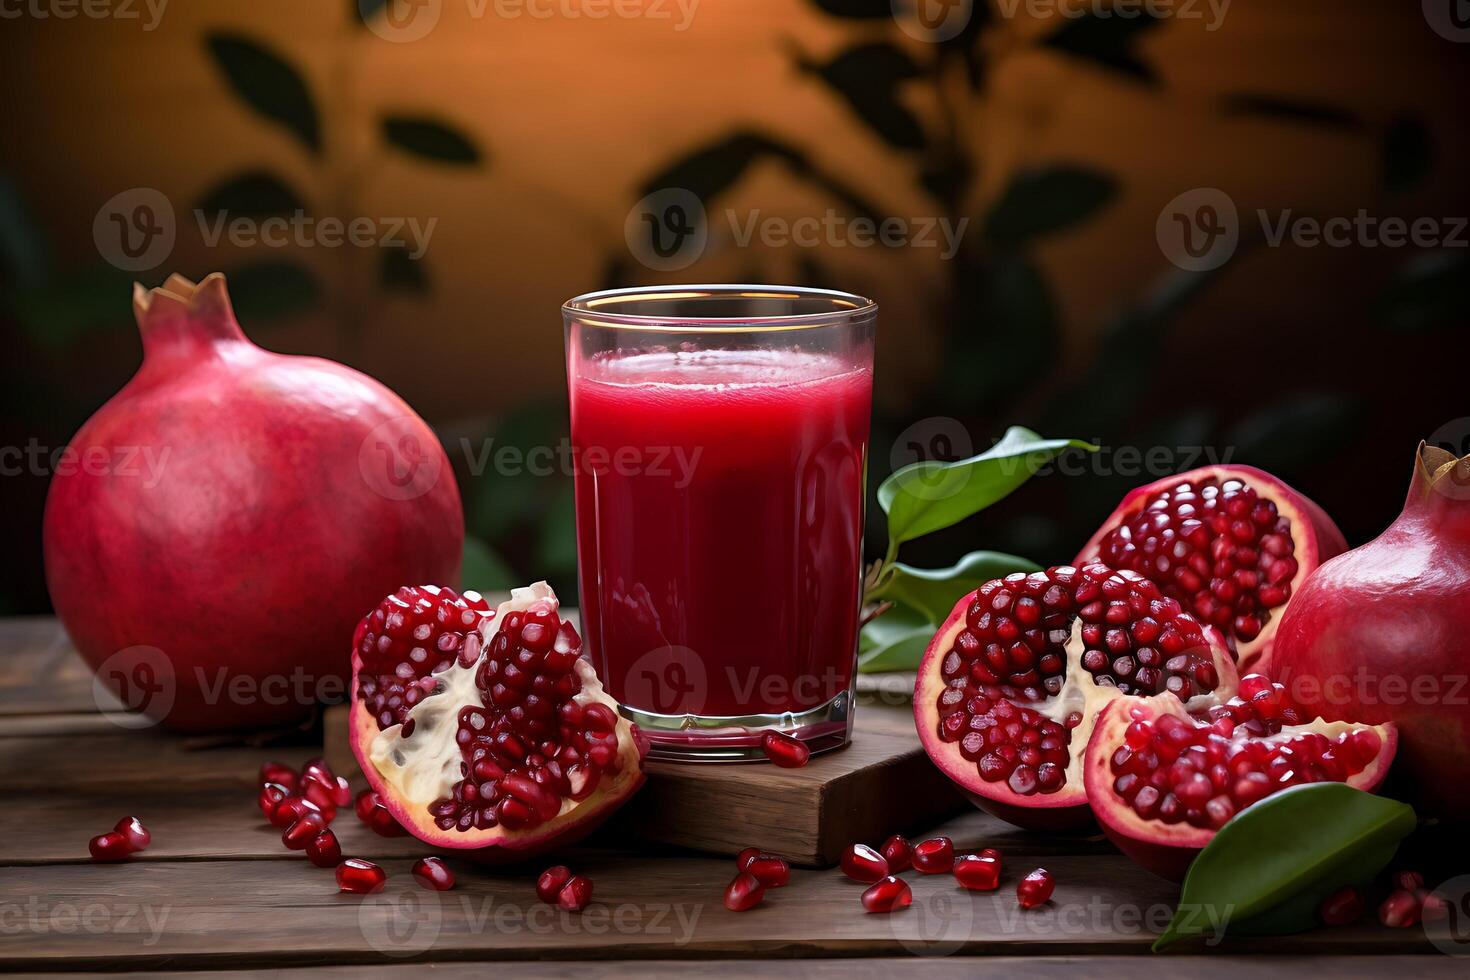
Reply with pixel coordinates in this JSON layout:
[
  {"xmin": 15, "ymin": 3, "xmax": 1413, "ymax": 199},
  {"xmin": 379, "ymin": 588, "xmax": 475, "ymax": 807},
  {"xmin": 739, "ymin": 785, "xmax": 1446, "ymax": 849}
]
[
  {"xmin": 0, "ymin": 617, "xmax": 98, "ymax": 716},
  {"xmin": 1, "ymin": 958, "xmax": 1462, "ymax": 980}
]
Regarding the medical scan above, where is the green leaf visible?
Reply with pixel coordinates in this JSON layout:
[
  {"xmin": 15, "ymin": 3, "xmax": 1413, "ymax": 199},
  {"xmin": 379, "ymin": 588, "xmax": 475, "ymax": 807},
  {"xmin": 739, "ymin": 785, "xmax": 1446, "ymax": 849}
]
[
  {"xmin": 382, "ymin": 117, "xmax": 483, "ymax": 165},
  {"xmin": 880, "ymin": 552, "xmax": 1041, "ymax": 625},
  {"xmin": 206, "ymin": 33, "xmax": 320, "ymax": 153},
  {"xmin": 858, "ymin": 604, "xmax": 932, "ymax": 673},
  {"xmin": 878, "ymin": 426, "xmax": 1097, "ymax": 544},
  {"xmin": 984, "ymin": 166, "xmax": 1117, "ymax": 245},
  {"xmin": 461, "ymin": 536, "xmax": 516, "ymax": 594},
  {"xmin": 1154, "ymin": 784, "xmax": 1415, "ymax": 951},
  {"xmin": 806, "ymin": 43, "xmax": 926, "ymax": 150},
  {"xmin": 8, "ymin": 262, "xmax": 134, "ymax": 347}
]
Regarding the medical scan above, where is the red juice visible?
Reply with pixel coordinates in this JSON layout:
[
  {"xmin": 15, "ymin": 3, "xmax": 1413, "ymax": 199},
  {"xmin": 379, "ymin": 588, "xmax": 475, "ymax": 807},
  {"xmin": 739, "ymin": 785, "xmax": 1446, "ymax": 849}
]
[{"xmin": 570, "ymin": 348, "xmax": 872, "ymax": 720}]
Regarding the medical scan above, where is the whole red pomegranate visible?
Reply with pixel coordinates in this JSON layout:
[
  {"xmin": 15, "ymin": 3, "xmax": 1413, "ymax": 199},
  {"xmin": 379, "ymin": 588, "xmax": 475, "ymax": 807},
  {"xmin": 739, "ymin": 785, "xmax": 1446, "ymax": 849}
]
[
  {"xmin": 1077, "ymin": 465, "xmax": 1346, "ymax": 672},
  {"xmin": 349, "ymin": 582, "xmax": 646, "ymax": 860},
  {"xmin": 1268, "ymin": 442, "xmax": 1470, "ymax": 818},
  {"xmin": 44, "ymin": 273, "xmax": 463, "ymax": 730}
]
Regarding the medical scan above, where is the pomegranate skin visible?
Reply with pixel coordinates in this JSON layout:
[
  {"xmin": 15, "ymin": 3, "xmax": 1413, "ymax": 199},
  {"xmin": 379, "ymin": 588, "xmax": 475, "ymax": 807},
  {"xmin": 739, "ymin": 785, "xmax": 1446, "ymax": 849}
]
[
  {"xmin": 43, "ymin": 274, "xmax": 462, "ymax": 731},
  {"xmin": 1269, "ymin": 443, "xmax": 1470, "ymax": 818}
]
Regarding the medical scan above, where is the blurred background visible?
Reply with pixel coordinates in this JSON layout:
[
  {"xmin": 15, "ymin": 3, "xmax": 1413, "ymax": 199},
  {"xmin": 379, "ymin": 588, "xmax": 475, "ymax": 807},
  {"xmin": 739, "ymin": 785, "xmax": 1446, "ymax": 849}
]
[{"xmin": 2, "ymin": 0, "xmax": 1467, "ymax": 614}]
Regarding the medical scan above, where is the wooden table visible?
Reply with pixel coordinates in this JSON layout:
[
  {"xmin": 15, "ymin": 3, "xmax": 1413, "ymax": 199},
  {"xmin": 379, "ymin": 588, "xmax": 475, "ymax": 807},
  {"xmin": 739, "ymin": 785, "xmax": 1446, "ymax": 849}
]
[{"xmin": 0, "ymin": 617, "xmax": 1453, "ymax": 976}]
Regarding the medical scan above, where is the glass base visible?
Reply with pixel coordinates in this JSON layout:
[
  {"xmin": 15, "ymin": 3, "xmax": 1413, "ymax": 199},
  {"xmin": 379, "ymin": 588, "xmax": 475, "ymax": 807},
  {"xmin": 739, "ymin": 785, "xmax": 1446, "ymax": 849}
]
[{"xmin": 620, "ymin": 691, "xmax": 854, "ymax": 762}]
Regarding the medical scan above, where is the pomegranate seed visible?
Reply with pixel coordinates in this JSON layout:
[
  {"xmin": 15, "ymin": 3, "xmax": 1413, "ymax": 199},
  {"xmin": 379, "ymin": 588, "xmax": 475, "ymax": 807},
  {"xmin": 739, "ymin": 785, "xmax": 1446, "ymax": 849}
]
[
  {"xmin": 1393, "ymin": 870, "xmax": 1425, "ymax": 892},
  {"xmin": 355, "ymin": 586, "xmax": 492, "ymax": 729},
  {"xmin": 1317, "ymin": 886, "xmax": 1362, "ymax": 926},
  {"xmin": 283, "ymin": 812, "xmax": 328, "ymax": 850},
  {"xmin": 362, "ymin": 799, "xmax": 407, "ymax": 837},
  {"xmin": 954, "ymin": 853, "xmax": 1001, "ymax": 891},
  {"xmin": 861, "ymin": 875, "xmax": 913, "ymax": 913},
  {"xmin": 336, "ymin": 858, "xmax": 387, "ymax": 894},
  {"xmin": 331, "ymin": 776, "xmax": 353, "ymax": 808},
  {"xmin": 113, "ymin": 817, "xmax": 150, "ymax": 851},
  {"xmin": 1419, "ymin": 889, "xmax": 1450, "ymax": 922},
  {"xmin": 306, "ymin": 829, "xmax": 342, "ymax": 867},
  {"xmin": 558, "ymin": 875, "xmax": 593, "ymax": 911},
  {"xmin": 1017, "ymin": 868, "xmax": 1054, "ymax": 909},
  {"xmin": 89, "ymin": 832, "xmax": 132, "ymax": 862},
  {"xmin": 354, "ymin": 789, "xmax": 378, "ymax": 824},
  {"xmin": 880, "ymin": 835, "xmax": 912, "ymax": 873},
  {"xmin": 412, "ymin": 856, "xmax": 455, "ymax": 890},
  {"xmin": 1378, "ymin": 888, "xmax": 1421, "ymax": 928},
  {"xmin": 736, "ymin": 846, "xmax": 761, "ymax": 870},
  {"xmin": 723, "ymin": 872, "xmax": 765, "ymax": 911},
  {"xmin": 911, "ymin": 837, "xmax": 955, "ymax": 874},
  {"xmin": 259, "ymin": 782, "xmax": 291, "ymax": 819},
  {"xmin": 976, "ymin": 846, "xmax": 1001, "ymax": 861},
  {"xmin": 840, "ymin": 843, "xmax": 889, "ymax": 883},
  {"xmin": 746, "ymin": 856, "xmax": 790, "ymax": 888},
  {"xmin": 259, "ymin": 761, "xmax": 297, "ymax": 790},
  {"xmin": 272, "ymin": 796, "xmax": 327, "ymax": 829},
  {"xmin": 761, "ymin": 731, "xmax": 810, "ymax": 768},
  {"xmin": 537, "ymin": 865, "xmax": 572, "ymax": 904}
]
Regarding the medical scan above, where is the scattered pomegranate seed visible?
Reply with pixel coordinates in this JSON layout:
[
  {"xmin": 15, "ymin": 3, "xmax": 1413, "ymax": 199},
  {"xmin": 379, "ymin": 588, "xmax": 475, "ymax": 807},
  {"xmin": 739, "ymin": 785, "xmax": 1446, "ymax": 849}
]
[
  {"xmin": 558, "ymin": 875, "xmax": 594, "ymax": 911},
  {"xmin": 272, "ymin": 796, "xmax": 327, "ymax": 829},
  {"xmin": 1317, "ymin": 886, "xmax": 1363, "ymax": 926},
  {"xmin": 259, "ymin": 761, "xmax": 297, "ymax": 790},
  {"xmin": 746, "ymin": 856, "xmax": 790, "ymax": 888},
  {"xmin": 537, "ymin": 865, "xmax": 572, "ymax": 904},
  {"xmin": 259, "ymin": 782, "xmax": 291, "ymax": 819},
  {"xmin": 724, "ymin": 872, "xmax": 765, "ymax": 911},
  {"xmin": 283, "ymin": 813, "xmax": 328, "ymax": 851},
  {"xmin": 306, "ymin": 829, "xmax": 342, "ymax": 868},
  {"xmin": 89, "ymin": 832, "xmax": 132, "ymax": 862},
  {"xmin": 761, "ymin": 731, "xmax": 811, "ymax": 768},
  {"xmin": 736, "ymin": 846, "xmax": 761, "ymax": 870},
  {"xmin": 1419, "ymin": 889, "xmax": 1450, "ymax": 922},
  {"xmin": 976, "ymin": 846, "xmax": 1002, "ymax": 861},
  {"xmin": 354, "ymin": 789, "xmax": 378, "ymax": 823},
  {"xmin": 301, "ymin": 777, "xmax": 341, "ymax": 814},
  {"xmin": 880, "ymin": 835, "xmax": 912, "ymax": 873},
  {"xmin": 861, "ymin": 875, "xmax": 913, "ymax": 913},
  {"xmin": 911, "ymin": 837, "xmax": 955, "ymax": 874},
  {"xmin": 337, "ymin": 858, "xmax": 387, "ymax": 894},
  {"xmin": 1393, "ymin": 870, "xmax": 1425, "ymax": 892},
  {"xmin": 301, "ymin": 757, "xmax": 337, "ymax": 789},
  {"xmin": 412, "ymin": 856, "xmax": 455, "ymax": 890},
  {"xmin": 840, "ymin": 843, "xmax": 889, "ymax": 883},
  {"xmin": 113, "ymin": 817, "xmax": 150, "ymax": 851},
  {"xmin": 954, "ymin": 853, "xmax": 1001, "ymax": 891},
  {"xmin": 1378, "ymin": 888, "xmax": 1421, "ymax": 928},
  {"xmin": 1017, "ymin": 868, "xmax": 1054, "ymax": 909}
]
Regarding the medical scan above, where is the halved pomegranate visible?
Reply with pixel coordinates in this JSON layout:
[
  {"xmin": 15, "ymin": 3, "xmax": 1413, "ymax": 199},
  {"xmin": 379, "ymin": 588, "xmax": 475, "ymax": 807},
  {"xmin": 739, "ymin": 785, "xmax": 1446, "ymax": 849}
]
[
  {"xmin": 914, "ymin": 562, "xmax": 1238, "ymax": 831},
  {"xmin": 1084, "ymin": 675, "xmax": 1396, "ymax": 880},
  {"xmin": 349, "ymin": 582, "xmax": 647, "ymax": 861},
  {"xmin": 1077, "ymin": 466, "xmax": 1346, "ymax": 671}
]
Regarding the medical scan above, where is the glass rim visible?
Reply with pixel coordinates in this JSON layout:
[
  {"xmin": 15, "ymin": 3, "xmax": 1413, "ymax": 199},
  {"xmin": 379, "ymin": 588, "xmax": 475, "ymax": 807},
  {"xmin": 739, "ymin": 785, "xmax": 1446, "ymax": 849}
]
[{"xmin": 562, "ymin": 284, "xmax": 877, "ymax": 332}]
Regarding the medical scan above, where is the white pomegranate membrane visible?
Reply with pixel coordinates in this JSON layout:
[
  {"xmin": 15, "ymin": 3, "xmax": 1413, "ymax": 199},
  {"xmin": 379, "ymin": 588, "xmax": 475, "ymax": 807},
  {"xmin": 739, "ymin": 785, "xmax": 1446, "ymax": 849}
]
[{"xmin": 353, "ymin": 583, "xmax": 643, "ymax": 846}]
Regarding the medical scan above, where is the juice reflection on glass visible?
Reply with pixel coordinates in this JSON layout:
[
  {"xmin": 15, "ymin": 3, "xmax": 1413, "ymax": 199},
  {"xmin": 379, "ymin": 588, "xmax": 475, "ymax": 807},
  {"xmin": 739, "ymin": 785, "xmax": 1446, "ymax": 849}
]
[{"xmin": 564, "ymin": 287, "xmax": 876, "ymax": 761}]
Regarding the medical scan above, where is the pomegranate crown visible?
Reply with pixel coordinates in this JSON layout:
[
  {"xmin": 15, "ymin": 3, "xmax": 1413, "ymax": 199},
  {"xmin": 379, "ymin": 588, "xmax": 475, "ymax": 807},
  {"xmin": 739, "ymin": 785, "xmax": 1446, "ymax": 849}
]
[
  {"xmin": 132, "ymin": 272, "xmax": 247, "ymax": 355},
  {"xmin": 1412, "ymin": 441, "xmax": 1470, "ymax": 516}
]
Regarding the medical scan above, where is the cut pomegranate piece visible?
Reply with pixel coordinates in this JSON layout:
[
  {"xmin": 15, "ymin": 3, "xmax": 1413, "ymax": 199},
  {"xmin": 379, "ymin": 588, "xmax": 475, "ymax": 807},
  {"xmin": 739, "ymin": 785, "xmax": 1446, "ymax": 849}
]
[
  {"xmin": 412, "ymin": 857, "xmax": 455, "ymax": 890},
  {"xmin": 558, "ymin": 875, "xmax": 594, "ymax": 911},
  {"xmin": 1077, "ymin": 466, "xmax": 1345, "ymax": 672},
  {"xmin": 840, "ymin": 843, "xmax": 889, "ymax": 883},
  {"xmin": 113, "ymin": 817, "xmax": 150, "ymax": 851},
  {"xmin": 348, "ymin": 583, "xmax": 647, "ymax": 861},
  {"xmin": 1318, "ymin": 886, "xmax": 1363, "ymax": 926},
  {"xmin": 337, "ymin": 859, "xmax": 387, "ymax": 894},
  {"xmin": 915, "ymin": 562, "xmax": 1238, "ymax": 830},
  {"xmin": 1018, "ymin": 868, "xmax": 1054, "ymax": 908},
  {"xmin": 355, "ymin": 586, "xmax": 492, "ymax": 730},
  {"xmin": 746, "ymin": 856, "xmax": 790, "ymax": 888},
  {"xmin": 761, "ymin": 731, "xmax": 811, "ymax": 768},
  {"xmin": 306, "ymin": 830, "xmax": 342, "ymax": 867},
  {"xmin": 954, "ymin": 853, "xmax": 1000, "ymax": 891},
  {"xmin": 724, "ymin": 872, "xmax": 765, "ymax": 911},
  {"xmin": 1379, "ymin": 889, "xmax": 1421, "ymax": 928},
  {"xmin": 1084, "ymin": 674, "xmax": 1396, "ymax": 879},
  {"xmin": 861, "ymin": 875, "xmax": 912, "ymax": 913},
  {"xmin": 911, "ymin": 837, "xmax": 954, "ymax": 874},
  {"xmin": 880, "ymin": 835, "xmax": 911, "ymax": 873},
  {"xmin": 537, "ymin": 866, "xmax": 572, "ymax": 904},
  {"xmin": 89, "ymin": 832, "xmax": 132, "ymax": 862}
]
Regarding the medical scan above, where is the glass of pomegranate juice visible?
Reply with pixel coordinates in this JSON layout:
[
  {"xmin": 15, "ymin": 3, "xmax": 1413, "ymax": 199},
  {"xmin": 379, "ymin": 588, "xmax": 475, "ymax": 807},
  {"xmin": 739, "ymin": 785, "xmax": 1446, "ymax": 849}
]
[{"xmin": 563, "ymin": 286, "xmax": 876, "ymax": 761}]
